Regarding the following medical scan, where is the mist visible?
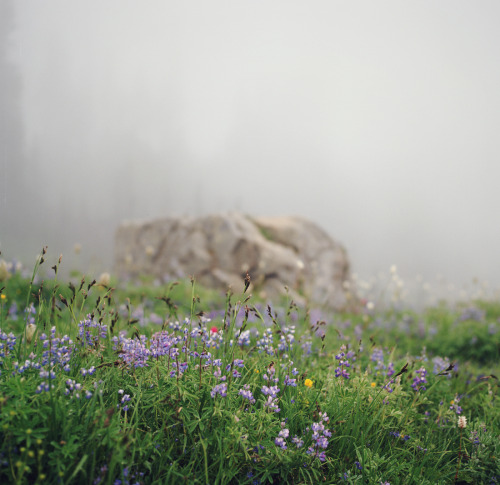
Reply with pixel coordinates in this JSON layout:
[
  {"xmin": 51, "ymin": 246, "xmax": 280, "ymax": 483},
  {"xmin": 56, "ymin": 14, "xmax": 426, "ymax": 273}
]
[{"xmin": 1, "ymin": 1, "xmax": 500, "ymax": 304}]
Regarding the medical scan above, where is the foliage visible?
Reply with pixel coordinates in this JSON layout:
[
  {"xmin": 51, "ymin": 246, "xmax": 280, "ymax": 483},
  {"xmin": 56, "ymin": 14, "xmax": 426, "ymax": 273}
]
[{"xmin": 0, "ymin": 251, "xmax": 498, "ymax": 484}]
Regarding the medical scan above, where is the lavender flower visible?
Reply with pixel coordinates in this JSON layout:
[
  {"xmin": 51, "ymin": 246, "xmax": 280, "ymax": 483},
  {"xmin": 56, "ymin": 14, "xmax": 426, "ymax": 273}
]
[
  {"xmin": 211, "ymin": 382, "xmax": 228, "ymax": 398},
  {"xmin": 238, "ymin": 384, "xmax": 256, "ymax": 404},
  {"xmin": 335, "ymin": 345, "xmax": 350, "ymax": 379},
  {"xmin": 263, "ymin": 396, "xmax": 280, "ymax": 413},
  {"xmin": 261, "ymin": 385, "xmax": 280, "ymax": 398},
  {"xmin": 274, "ymin": 437, "xmax": 287, "ymax": 450},
  {"xmin": 411, "ymin": 367, "xmax": 427, "ymax": 392},
  {"xmin": 450, "ymin": 395, "xmax": 463, "ymax": 415}
]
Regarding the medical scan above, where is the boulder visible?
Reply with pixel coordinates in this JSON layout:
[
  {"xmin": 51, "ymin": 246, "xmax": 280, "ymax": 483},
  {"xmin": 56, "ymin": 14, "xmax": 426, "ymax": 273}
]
[{"xmin": 114, "ymin": 213, "xmax": 350, "ymax": 309}]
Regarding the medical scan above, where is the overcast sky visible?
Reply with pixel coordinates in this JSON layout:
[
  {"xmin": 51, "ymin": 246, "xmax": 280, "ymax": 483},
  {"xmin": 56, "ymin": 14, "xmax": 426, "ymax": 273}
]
[{"xmin": 1, "ymin": 1, "xmax": 500, "ymax": 302}]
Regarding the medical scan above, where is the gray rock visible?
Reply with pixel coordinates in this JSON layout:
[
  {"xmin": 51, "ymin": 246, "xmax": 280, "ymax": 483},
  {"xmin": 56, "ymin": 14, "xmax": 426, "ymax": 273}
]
[{"xmin": 114, "ymin": 213, "xmax": 350, "ymax": 309}]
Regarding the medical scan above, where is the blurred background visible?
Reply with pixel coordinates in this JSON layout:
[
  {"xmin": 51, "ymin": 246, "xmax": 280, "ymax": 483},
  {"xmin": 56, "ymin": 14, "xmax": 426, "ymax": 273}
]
[{"xmin": 1, "ymin": 1, "xmax": 499, "ymax": 306}]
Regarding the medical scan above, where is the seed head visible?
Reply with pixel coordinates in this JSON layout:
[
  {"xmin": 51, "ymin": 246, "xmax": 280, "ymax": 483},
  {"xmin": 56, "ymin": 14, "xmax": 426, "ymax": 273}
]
[{"xmin": 97, "ymin": 272, "xmax": 111, "ymax": 287}]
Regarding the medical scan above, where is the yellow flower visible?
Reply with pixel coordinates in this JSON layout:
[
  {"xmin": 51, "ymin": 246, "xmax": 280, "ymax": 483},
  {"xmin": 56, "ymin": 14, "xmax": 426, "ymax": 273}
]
[
  {"xmin": 0, "ymin": 294, "xmax": 6, "ymax": 300},
  {"xmin": 371, "ymin": 382, "xmax": 376, "ymax": 388},
  {"xmin": 450, "ymin": 400, "xmax": 454, "ymax": 405},
  {"xmin": 304, "ymin": 379, "xmax": 313, "ymax": 388},
  {"xmin": 254, "ymin": 369, "xmax": 259, "ymax": 373}
]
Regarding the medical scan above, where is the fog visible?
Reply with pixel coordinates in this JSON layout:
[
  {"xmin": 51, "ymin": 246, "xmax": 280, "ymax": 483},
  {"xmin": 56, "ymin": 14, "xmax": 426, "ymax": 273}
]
[{"xmin": 1, "ymin": 1, "xmax": 500, "ymax": 304}]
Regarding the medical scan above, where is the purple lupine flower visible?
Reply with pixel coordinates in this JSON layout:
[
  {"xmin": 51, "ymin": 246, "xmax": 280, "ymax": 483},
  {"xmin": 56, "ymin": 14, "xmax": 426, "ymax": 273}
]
[
  {"xmin": 411, "ymin": 367, "xmax": 427, "ymax": 392},
  {"xmin": 303, "ymin": 413, "xmax": 331, "ymax": 460},
  {"xmin": 238, "ymin": 384, "xmax": 256, "ymax": 404},
  {"xmin": 383, "ymin": 378, "xmax": 395, "ymax": 393},
  {"xmin": 335, "ymin": 345, "xmax": 350, "ymax": 379},
  {"xmin": 316, "ymin": 436, "xmax": 328, "ymax": 449},
  {"xmin": 119, "ymin": 393, "xmax": 132, "ymax": 411},
  {"xmin": 8, "ymin": 301, "xmax": 19, "ymax": 321},
  {"xmin": 263, "ymin": 396, "xmax": 280, "ymax": 413},
  {"xmin": 432, "ymin": 356, "xmax": 454, "ymax": 378},
  {"xmin": 311, "ymin": 422, "xmax": 324, "ymax": 433},
  {"xmin": 39, "ymin": 369, "xmax": 56, "ymax": 379},
  {"xmin": 450, "ymin": 395, "xmax": 463, "ymax": 414},
  {"xmin": 211, "ymin": 382, "xmax": 228, "ymax": 398},
  {"xmin": 370, "ymin": 347, "xmax": 384, "ymax": 363},
  {"xmin": 36, "ymin": 381, "xmax": 50, "ymax": 393},
  {"xmin": 274, "ymin": 437, "xmax": 287, "ymax": 450},
  {"xmin": 261, "ymin": 385, "xmax": 280, "ymax": 398},
  {"xmin": 459, "ymin": 307, "xmax": 484, "ymax": 322}
]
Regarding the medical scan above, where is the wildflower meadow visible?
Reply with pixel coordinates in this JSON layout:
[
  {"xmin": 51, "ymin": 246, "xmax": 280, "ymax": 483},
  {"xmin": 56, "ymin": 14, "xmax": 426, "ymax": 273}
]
[{"xmin": 0, "ymin": 248, "xmax": 498, "ymax": 484}]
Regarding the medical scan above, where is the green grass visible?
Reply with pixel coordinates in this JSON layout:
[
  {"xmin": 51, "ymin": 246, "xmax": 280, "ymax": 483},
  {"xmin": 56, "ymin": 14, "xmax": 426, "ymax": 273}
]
[{"xmin": 0, "ymin": 251, "xmax": 498, "ymax": 484}]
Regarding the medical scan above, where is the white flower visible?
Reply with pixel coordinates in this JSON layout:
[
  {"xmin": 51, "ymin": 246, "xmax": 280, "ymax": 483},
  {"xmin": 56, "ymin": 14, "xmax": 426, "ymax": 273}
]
[
  {"xmin": 26, "ymin": 324, "xmax": 37, "ymax": 344},
  {"xmin": 458, "ymin": 416, "xmax": 467, "ymax": 429}
]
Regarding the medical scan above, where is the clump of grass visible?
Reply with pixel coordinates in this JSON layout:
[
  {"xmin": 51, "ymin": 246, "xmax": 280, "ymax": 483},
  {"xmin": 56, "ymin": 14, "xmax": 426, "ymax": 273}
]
[{"xmin": 0, "ymin": 250, "xmax": 498, "ymax": 484}]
